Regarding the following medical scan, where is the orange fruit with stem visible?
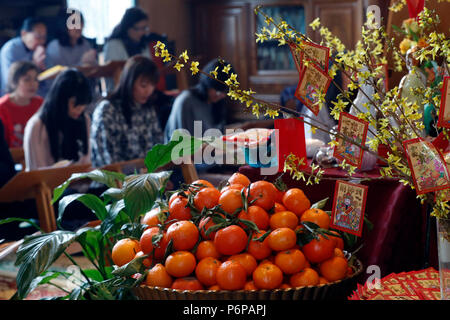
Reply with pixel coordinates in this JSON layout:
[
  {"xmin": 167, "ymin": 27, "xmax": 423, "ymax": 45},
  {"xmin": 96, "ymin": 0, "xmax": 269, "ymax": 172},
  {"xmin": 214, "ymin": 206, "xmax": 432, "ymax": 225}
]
[
  {"xmin": 300, "ymin": 208, "xmax": 330, "ymax": 229},
  {"xmin": 142, "ymin": 207, "xmax": 164, "ymax": 228},
  {"xmin": 195, "ymin": 240, "xmax": 221, "ymax": 260},
  {"xmin": 252, "ymin": 263, "xmax": 283, "ymax": 289},
  {"xmin": 194, "ymin": 187, "xmax": 221, "ymax": 211},
  {"xmin": 228, "ymin": 172, "xmax": 251, "ymax": 187},
  {"xmin": 139, "ymin": 227, "xmax": 165, "ymax": 256},
  {"xmin": 168, "ymin": 196, "xmax": 192, "ymax": 221},
  {"xmin": 269, "ymin": 211, "xmax": 299, "ymax": 230},
  {"xmin": 302, "ymin": 234, "xmax": 335, "ymax": 264},
  {"xmin": 111, "ymin": 238, "xmax": 140, "ymax": 267},
  {"xmin": 238, "ymin": 205, "xmax": 270, "ymax": 230},
  {"xmin": 267, "ymin": 227, "xmax": 297, "ymax": 251},
  {"xmin": 274, "ymin": 249, "xmax": 306, "ymax": 275},
  {"xmin": 227, "ymin": 253, "xmax": 257, "ymax": 276},
  {"xmin": 165, "ymin": 251, "xmax": 197, "ymax": 278},
  {"xmin": 214, "ymin": 225, "xmax": 248, "ymax": 256},
  {"xmin": 166, "ymin": 220, "xmax": 199, "ymax": 251},
  {"xmin": 282, "ymin": 188, "xmax": 311, "ymax": 218},
  {"xmin": 195, "ymin": 257, "xmax": 221, "ymax": 287},
  {"xmin": 246, "ymin": 180, "xmax": 277, "ymax": 211},
  {"xmin": 216, "ymin": 260, "xmax": 247, "ymax": 290},
  {"xmin": 145, "ymin": 263, "xmax": 173, "ymax": 288},
  {"xmin": 171, "ymin": 277, "xmax": 204, "ymax": 290},
  {"xmin": 290, "ymin": 268, "xmax": 320, "ymax": 287},
  {"xmin": 319, "ymin": 256, "xmax": 348, "ymax": 282},
  {"xmin": 247, "ymin": 230, "xmax": 272, "ymax": 260},
  {"xmin": 219, "ymin": 189, "xmax": 244, "ymax": 215}
]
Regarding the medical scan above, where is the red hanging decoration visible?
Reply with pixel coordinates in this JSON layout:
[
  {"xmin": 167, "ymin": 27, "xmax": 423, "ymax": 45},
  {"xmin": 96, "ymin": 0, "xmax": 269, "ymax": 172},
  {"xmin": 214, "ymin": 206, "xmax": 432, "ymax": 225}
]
[{"xmin": 406, "ymin": 0, "xmax": 425, "ymax": 18}]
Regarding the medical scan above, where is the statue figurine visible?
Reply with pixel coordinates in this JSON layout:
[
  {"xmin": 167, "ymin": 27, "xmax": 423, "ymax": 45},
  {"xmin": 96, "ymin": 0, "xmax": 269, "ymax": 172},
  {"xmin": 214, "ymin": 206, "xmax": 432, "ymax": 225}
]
[
  {"xmin": 398, "ymin": 46, "xmax": 427, "ymax": 136},
  {"xmin": 423, "ymin": 60, "xmax": 443, "ymax": 137}
]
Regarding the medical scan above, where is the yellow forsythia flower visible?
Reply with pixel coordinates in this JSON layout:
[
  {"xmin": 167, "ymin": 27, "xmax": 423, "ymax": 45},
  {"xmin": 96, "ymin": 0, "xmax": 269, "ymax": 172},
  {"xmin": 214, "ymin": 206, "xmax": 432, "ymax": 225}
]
[
  {"xmin": 174, "ymin": 62, "xmax": 184, "ymax": 71},
  {"xmin": 190, "ymin": 61, "xmax": 199, "ymax": 75},
  {"xmin": 179, "ymin": 50, "xmax": 189, "ymax": 63}
]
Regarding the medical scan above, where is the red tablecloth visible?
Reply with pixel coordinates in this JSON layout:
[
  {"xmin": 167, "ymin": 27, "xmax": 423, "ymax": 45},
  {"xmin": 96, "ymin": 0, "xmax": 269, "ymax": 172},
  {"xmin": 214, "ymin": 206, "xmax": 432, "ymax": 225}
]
[{"xmin": 239, "ymin": 165, "xmax": 438, "ymax": 282}]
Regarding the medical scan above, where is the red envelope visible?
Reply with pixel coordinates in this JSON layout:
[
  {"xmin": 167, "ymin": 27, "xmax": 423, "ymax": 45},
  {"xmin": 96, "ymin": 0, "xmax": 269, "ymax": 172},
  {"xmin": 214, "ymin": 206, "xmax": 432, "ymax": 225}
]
[
  {"xmin": 432, "ymin": 131, "xmax": 450, "ymax": 153},
  {"xmin": 274, "ymin": 118, "xmax": 308, "ymax": 173}
]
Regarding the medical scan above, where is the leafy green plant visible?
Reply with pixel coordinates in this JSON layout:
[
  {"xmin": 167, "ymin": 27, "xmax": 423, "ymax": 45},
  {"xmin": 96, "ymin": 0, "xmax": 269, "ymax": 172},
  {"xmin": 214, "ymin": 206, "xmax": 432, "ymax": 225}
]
[{"xmin": 2, "ymin": 130, "xmax": 203, "ymax": 300}]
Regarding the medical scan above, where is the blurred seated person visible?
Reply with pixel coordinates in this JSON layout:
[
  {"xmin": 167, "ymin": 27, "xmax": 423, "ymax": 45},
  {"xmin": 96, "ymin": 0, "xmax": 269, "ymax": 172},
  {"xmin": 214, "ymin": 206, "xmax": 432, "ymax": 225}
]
[
  {"xmin": 46, "ymin": 9, "xmax": 97, "ymax": 69},
  {"xmin": 0, "ymin": 61, "xmax": 43, "ymax": 147},
  {"xmin": 23, "ymin": 68, "xmax": 92, "ymax": 171},
  {"xmin": 0, "ymin": 17, "xmax": 48, "ymax": 97},
  {"xmin": 280, "ymin": 85, "xmax": 304, "ymax": 113},
  {"xmin": 103, "ymin": 7, "xmax": 151, "ymax": 93},
  {"xmin": 90, "ymin": 55, "xmax": 168, "ymax": 168},
  {"xmin": 0, "ymin": 118, "xmax": 38, "ymax": 240},
  {"xmin": 164, "ymin": 58, "xmax": 232, "ymax": 142}
]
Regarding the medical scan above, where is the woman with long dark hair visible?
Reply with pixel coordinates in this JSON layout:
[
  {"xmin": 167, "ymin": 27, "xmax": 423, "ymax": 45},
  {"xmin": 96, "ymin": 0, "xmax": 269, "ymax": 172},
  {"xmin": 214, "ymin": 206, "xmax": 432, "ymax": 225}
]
[
  {"xmin": 103, "ymin": 7, "xmax": 151, "ymax": 92},
  {"xmin": 46, "ymin": 9, "xmax": 97, "ymax": 68},
  {"xmin": 90, "ymin": 55, "xmax": 169, "ymax": 168},
  {"xmin": 23, "ymin": 68, "xmax": 92, "ymax": 170}
]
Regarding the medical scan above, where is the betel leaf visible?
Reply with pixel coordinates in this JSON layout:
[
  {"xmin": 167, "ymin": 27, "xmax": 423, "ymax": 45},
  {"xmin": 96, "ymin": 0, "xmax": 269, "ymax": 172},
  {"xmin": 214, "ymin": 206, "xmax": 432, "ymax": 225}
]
[
  {"xmin": 14, "ymin": 228, "xmax": 91, "ymax": 299},
  {"xmin": 52, "ymin": 169, "xmax": 125, "ymax": 204},
  {"xmin": 57, "ymin": 193, "xmax": 108, "ymax": 229},
  {"xmin": 123, "ymin": 171, "xmax": 171, "ymax": 222},
  {"xmin": 145, "ymin": 129, "xmax": 203, "ymax": 173},
  {"xmin": 311, "ymin": 197, "xmax": 329, "ymax": 210}
]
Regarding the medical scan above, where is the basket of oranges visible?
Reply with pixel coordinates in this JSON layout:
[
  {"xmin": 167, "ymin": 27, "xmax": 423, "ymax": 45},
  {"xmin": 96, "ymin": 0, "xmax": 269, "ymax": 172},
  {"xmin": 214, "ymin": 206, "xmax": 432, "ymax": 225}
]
[{"xmin": 109, "ymin": 173, "xmax": 363, "ymax": 300}]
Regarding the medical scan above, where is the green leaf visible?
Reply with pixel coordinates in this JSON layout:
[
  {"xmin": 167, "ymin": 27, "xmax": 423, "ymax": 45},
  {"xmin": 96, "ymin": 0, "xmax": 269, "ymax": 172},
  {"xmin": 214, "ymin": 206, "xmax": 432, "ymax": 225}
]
[
  {"xmin": 14, "ymin": 229, "xmax": 90, "ymax": 298},
  {"xmin": 123, "ymin": 171, "xmax": 171, "ymax": 221},
  {"xmin": 111, "ymin": 255, "xmax": 147, "ymax": 277},
  {"xmin": 311, "ymin": 197, "xmax": 329, "ymax": 210},
  {"xmin": 76, "ymin": 228, "xmax": 103, "ymax": 269},
  {"xmin": 84, "ymin": 267, "xmax": 114, "ymax": 282},
  {"xmin": 101, "ymin": 200, "xmax": 126, "ymax": 236},
  {"xmin": 237, "ymin": 219, "xmax": 260, "ymax": 233},
  {"xmin": 391, "ymin": 24, "xmax": 407, "ymax": 35},
  {"xmin": 101, "ymin": 188, "xmax": 124, "ymax": 203},
  {"xmin": 27, "ymin": 271, "xmax": 66, "ymax": 296},
  {"xmin": 145, "ymin": 130, "xmax": 203, "ymax": 173},
  {"xmin": 0, "ymin": 217, "xmax": 41, "ymax": 232},
  {"xmin": 57, "ymin": 194, "xmax": 108, "ymax": 229},
  {"xmin": 52, "ymin": 169, "xmax": 125, "ymax": 204}
]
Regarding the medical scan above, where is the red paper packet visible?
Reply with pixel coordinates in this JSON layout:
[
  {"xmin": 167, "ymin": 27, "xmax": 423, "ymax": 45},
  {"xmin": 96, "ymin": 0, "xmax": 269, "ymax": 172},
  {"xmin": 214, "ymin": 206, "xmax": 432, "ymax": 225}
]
[
  {"xmin": 295, "ymin": 63, "xmax": 332, "ymax": 116},
  {"xmin": 333, "ymin": 112, "xmax": 369, "ymax": 169},
  {"xmin": 330, "ymin": 180, "xmax": 368, "ymax": 237},
  {"xmin": 437, "ymin": 76, "xmax": 450, "ymax": 128},
  {"xmin": 403, "ymin": 137, "xmax": 450, "ymax": 195},
  {"xmin": 274, "ymin": 118, "xmax": 308, "ymax": 173}
]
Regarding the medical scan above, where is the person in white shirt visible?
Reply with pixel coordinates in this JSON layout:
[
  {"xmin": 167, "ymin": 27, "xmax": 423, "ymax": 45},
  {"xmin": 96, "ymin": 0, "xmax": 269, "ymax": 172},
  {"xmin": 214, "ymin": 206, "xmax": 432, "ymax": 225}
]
[{"xmin": 103, "ymin": 7, "xmax": 151, "ymax": 93}]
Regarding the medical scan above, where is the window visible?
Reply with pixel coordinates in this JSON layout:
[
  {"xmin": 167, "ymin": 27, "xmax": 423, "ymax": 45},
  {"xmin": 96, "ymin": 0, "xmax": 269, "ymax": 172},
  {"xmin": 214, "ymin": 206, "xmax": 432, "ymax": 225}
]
[
  {"xmin": 256, "ymin": 5, "xmax": 306, "ymax": 71},
  {"xmin": 66, "ymin": 0, "xmax": 135, "ymax": 45}
]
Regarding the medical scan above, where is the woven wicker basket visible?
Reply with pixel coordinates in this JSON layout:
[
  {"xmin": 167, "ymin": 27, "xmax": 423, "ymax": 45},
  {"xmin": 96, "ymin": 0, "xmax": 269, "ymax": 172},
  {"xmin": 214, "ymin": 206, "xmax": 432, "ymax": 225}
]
[{"xmin": 133, "ymin": 258, "xmax": 363, "ymax": 300}]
